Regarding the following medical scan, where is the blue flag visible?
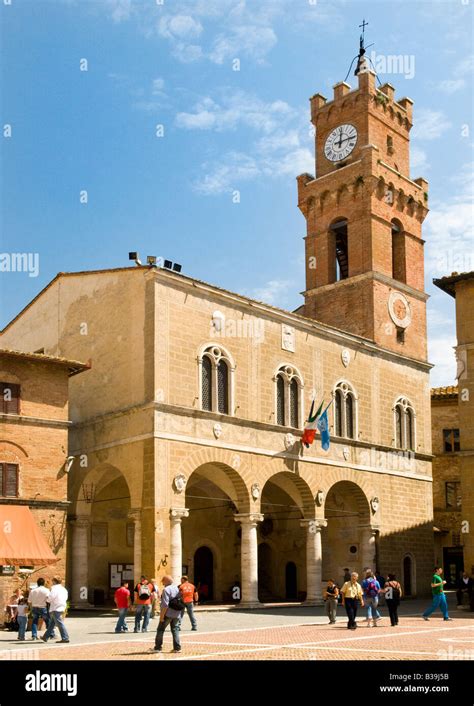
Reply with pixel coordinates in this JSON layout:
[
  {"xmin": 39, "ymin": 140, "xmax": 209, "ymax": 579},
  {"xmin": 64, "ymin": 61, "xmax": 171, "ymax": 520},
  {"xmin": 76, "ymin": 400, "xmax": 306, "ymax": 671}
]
[{"xmin": 317, "ymin": 410, "xmax": 330, "ymax": 451}]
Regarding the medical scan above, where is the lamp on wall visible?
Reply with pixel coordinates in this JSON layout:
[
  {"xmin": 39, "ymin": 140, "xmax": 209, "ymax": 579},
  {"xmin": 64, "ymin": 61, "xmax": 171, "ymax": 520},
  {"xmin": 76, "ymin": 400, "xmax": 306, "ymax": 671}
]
[
  {"xmin": 81, "ymin": 483, "xmax": 95, "ymax": 504},
  {"xmin": 157, "ymin": 554, "xmax": 169, "ymax": 569}
]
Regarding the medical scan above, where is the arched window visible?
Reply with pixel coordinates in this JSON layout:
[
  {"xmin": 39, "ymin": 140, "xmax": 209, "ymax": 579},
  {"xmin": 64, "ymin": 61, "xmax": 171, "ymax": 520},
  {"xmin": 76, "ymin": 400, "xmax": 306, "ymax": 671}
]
[
  {"xmin": 274, "ymin": 365, "xmax": 303, "ymax": 428},
  {"xmin": 335, "ymin": 389, "xmax": 343, "ymax": 437},
  {"xmin": 290, "ymin": 378, "xmax": 299, "ymax": 428},
  {"xmin": 198, "ymin": 345, "xmax": 234, "ymax": 415},
  {"xmin": 394, "ymin": 397, "xmax": 416, "ymax": 450},
  {"xmin": 276, "ymin": 375, "xmax": 285, "ymax": 425},
  {"xmin": 202, "ymin": 356, "xmax": 212, "ymax": 411},
  {"xmin": 329, "ymin": 219, "xmax": 349, "ymax": 283},
  {"xmin": 333, "ymin": 381, "xmax": 357, "ymax": 439},
  {"xmin": 217, "ymin": 359, "xmax": 229, "ymax": 414},
  {"xmin": 391, "ymin": 219, "xmax": 406, "ymax": 283}
]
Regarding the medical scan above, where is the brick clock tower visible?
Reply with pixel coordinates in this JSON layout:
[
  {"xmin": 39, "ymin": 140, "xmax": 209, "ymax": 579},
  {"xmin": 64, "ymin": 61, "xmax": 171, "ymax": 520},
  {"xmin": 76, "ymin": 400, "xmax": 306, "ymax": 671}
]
[{"xmin": 297, "ymin": 65, "xmax": 429, "ymax": 361}]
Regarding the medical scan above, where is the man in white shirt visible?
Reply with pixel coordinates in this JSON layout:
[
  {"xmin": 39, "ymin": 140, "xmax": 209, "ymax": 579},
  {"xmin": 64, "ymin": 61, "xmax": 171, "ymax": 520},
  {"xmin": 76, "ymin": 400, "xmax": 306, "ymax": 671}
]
[
  {"xmin": 28, "ymin": 577, "xmax": 55, "ymax": 640},
  {"xmin": 41, "ymin": 577, "xmax": 70, "ymax": 644}
]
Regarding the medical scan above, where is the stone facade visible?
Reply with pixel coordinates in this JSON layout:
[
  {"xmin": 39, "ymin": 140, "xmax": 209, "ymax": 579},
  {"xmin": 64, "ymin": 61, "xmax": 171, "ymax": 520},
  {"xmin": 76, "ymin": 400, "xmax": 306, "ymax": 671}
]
[
  {"xmin": 0, "ymin": 350, "xmax": 87, "ymax": 618},
  {"xmin": 434, "ymin": 272, "xmax": 474, "ymax": 577},
  {"xmin": 431, "ymin": 387, "xmax": 462, "ymax": 585},
  {"xmin": 0, "ymin": 69, "xmax": 435, "ymax": 606}
]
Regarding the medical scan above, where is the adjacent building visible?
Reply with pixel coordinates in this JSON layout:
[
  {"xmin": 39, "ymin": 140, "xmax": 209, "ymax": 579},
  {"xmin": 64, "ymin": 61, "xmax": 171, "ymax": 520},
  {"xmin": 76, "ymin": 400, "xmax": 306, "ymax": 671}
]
[
  {"xmin": 434, "ymin": 272, "xmax": 474, "ymax": 581},
  {"xmin": 0, "ymin": 350, "xmax": 88, "ymax": 617}
]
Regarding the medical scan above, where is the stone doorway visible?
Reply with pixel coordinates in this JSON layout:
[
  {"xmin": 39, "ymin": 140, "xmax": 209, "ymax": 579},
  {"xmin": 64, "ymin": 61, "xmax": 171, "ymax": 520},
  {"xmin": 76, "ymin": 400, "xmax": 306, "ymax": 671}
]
[
  {"xmin": 285, "ymin": 561, "xmax": 297, "ymax": 600},
  {"xmin": 194, "ymin": 546, "xmax": 214, "ymax": 601}
]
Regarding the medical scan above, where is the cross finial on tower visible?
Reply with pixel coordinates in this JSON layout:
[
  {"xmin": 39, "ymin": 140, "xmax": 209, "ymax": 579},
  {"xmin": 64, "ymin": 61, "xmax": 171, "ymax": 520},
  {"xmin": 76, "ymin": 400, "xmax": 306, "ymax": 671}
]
[{"xmin": 359, "ymin": 19, "xmax": 368, "ymax": 50}]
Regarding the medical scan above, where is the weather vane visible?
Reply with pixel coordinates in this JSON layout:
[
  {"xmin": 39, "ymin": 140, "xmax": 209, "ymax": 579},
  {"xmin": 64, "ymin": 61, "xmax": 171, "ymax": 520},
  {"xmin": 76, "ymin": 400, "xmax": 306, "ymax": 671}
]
[{"xmin": 344, "ymin": 19, "xmax": 381, "ymax": 85}]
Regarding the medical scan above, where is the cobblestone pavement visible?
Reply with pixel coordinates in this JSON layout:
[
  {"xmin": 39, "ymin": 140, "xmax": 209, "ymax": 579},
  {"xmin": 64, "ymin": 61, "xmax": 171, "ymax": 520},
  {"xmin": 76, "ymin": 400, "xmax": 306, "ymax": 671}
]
[{"xmin": 1, "ymin": 602, "xmax": 473, "ymax": 661}]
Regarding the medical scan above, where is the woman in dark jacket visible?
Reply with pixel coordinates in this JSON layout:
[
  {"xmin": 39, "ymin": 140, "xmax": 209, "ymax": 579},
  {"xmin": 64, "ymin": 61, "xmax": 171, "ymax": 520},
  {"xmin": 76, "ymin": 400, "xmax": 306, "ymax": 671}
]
[{"xmin": 383, "ymin": 573, "xmax": 402, "ymax": 626}]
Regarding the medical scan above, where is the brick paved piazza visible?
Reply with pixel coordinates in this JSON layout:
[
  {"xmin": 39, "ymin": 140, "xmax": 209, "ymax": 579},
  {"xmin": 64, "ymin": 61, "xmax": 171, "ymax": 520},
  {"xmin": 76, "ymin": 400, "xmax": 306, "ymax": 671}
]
[{"xmin": 1, "ymin": 602, "xmax": 473, "ymax": 662}]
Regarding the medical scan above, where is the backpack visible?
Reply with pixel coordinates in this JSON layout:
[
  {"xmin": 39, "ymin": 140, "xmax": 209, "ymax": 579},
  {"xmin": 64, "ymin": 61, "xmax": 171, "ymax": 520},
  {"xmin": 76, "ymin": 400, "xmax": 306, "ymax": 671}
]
[
  {"xmin": 168, "ymin": 589, "xmax": 186, "ymax": 611},
  {"xmin": 365, "ymin": 579, "xmax": 379, "ymax": 598},
  {"xmin": 137, "ymin": 583, "xmax": 151, "ymax": 600}
]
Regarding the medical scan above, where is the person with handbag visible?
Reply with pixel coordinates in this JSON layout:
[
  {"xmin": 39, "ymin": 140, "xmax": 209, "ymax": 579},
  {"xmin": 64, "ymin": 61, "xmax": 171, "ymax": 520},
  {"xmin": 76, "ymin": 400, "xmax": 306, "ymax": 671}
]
[
  {"xmin": 383, "ymin": 573, "xmax": 403, "ymax": 626},
  {"xmin": 152, "ymin": 575, "xmax": 184, "ymax": 653}
]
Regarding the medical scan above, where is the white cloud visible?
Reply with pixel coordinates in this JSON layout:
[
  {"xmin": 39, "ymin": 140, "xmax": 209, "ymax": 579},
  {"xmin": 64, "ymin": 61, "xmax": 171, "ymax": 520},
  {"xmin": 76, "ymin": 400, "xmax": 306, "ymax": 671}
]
[
  {"xmin": 425, "ymin": 162, "xmax": 474, "ymax": 277},
  {"xmin": 428, "ymin": 334, "xmax": 457, "ymax": 387},
  {"xmin": 106, "ymin": 0, "xmax": 132, "ymax": 23},
  {"xmin": 193, "ymin": 152, "xmax": 259, "ymax": 195},
  {"xmin": 176, "ymin": 92, "xmax": 296, "ymax": 134},
  {"xmin": 437, "ymin": 79, "xmax": 465, "ymax": 94},
  {"xmin": 158, "ymin": 15, "xmax": 203, "ymax": 40},
  {"xmin": 248, "ymin": 279, "xmax": 293, "ymax": 307},
  {"xmin": 456, "ymin": 54, "xmax": 474, "ymax": 76},
  {"xmin": 412, "ymin": 109, "xmax": 452, "ymax": 140},
  {"xmin": 152, "ymin": 78, "xmax": 165, "ymax": 94},
  {"xmin": 209, "ymin": 25, "xmax": 277, "ymax": 65},
  {"xmin": 411, "ymin": 146, "xmax": 429, "ymax": 173}
]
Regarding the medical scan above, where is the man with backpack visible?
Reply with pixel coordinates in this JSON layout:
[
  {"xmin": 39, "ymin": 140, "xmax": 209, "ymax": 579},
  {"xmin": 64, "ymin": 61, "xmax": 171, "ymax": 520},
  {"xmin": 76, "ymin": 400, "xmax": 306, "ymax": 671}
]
[
  {"xmin": 152, "ymin": 575, "xmax": 184, "ymax": 653},
  {"xmin": 362, "ymin": 570, "xmax": 382, "ymax": 627},
  {"xmin": 134, "ymin": 575, "xmax": 155, "ymax": 633}
]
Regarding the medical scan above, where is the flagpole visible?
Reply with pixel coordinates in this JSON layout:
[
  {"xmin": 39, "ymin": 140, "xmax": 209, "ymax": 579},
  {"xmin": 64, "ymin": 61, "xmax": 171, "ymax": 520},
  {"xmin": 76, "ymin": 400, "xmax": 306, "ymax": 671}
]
[{"xmin": 322, "ymin": 398, "xmax": 334, "ymax": 415}]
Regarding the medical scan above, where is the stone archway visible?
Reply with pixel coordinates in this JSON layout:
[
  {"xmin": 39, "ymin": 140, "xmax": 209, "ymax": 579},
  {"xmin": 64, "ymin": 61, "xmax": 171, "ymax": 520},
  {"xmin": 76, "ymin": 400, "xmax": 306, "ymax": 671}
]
[
  {"xmin": 260, "ymin": 471, "xmax": 320, "ymax": 603},
  {"xmin": 182, "ymin": 462, "xmax": 250, "ymax": 604},
  {"xmin": 68, "ymin": 463, "xmax": 133, "ymax": 607},
  {"xmin": 323, "ymin": 480, "xmax": 372, "ymax": 586}
]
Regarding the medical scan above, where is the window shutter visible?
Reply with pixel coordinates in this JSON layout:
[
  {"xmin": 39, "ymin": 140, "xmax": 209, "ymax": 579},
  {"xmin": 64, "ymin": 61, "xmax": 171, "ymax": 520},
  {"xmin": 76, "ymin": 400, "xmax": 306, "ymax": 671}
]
[
  {"xmin": 217, "ymin": 360, "xmax": 229, "ymax": 414},
  {"xmin": 202, "ymin": 356, "xmax": 212, "ymax": 411},
  {"xmin": 0, "ymin": 464, "xmax": 3, "ymax": 494},
  {"xmin": 345, "ymin": 394, "xmax": 354, "ymax": 439},
  {"xmin": 1, "ymin": 383, "xmax": 20, "ymax": 414},
  {"xmin": 276, "ymin": 376, "xmax": 285, "ymax": 426},
  {"xmin": 290, "ymin": 379, "xmax": 299, "ymax": 428},
  {"xmin": 3, "ymin": 464, "xmax": 18, "ymax": 496},
  {"xmin": 335, "ymin": 390, "xmax": 343, "ymax": 437},
  {"xmin": 395, "ymin": 406, "xmax": 403, "ymax": 448}
]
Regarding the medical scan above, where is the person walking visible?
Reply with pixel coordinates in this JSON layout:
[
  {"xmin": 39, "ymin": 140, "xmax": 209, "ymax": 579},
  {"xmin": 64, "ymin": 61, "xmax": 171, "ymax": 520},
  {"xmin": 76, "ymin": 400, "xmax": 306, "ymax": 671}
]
[
  {"xmin": 41, "ymin": 577, "xmax": 70, "ymax": 643},
  {"xmin": 152, "ymin": 575, "xmax": 184, "ymax": 653},
  {"xmin": 362, "ymin": 570, "xmax": 382, "ymax": 627},
  {"xmin": 114, "ymin": 580, "xmax": 130, "ymax": 633},
  {"xmin": 341, "ymin": 572, "xmax": 364, "ymax": 630},
  {"xmin": 16, "ymin": 598, "xmax": 29, "ymax": 641},
  {"xmin": 422, "ymin": 567, "xmax": 453, "ymax": 621},
  {"xmin": 29, "ymin": 577, "xmax": 54, "ymax": 641},
  {"xmin": 383, "ymin": 573, "xmax": 402, "ymax": 626},
  {"xmin": 324, "ymin": 579, "xmax": 339, "ymax": 624},
  {"xmin": 178, "ymin": 575, "xmax": 198, "ymax": 631},
  {"xmin": 134, "ymin": 575, "xmax": 155, "ymax": 633}
]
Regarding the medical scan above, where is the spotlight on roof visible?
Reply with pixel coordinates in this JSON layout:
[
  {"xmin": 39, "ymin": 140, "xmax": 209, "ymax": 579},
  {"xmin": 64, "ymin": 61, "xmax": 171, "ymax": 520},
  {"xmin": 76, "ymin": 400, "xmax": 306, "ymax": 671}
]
[
  {"xmin": 147, "ymin": 255, "xmax": 157, "ymax": 266},
  {"xmin": 129, "ymin": 252, "xmax": 142, "ymax": 266},
  {"xmin": 172, "ymin": 263, "xmax": 182, "ymax": 273},
  {"xmin": 164, "ymin": 259, "xmax": 173, "ymax": 269}
]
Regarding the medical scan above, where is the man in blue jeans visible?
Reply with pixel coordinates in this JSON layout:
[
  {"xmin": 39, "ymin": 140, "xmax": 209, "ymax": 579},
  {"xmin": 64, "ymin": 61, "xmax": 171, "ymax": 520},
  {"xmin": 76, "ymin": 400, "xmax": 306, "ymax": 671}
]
[
  {"xmin": 423, "ymin": 567, "xmax": 453, "ymax": 621},
  {"xmin": 28, "ymin": 578, "xmax": 55, "ymax": 640},
  {"xmin": 362, "ymin": 570, "xmax": 382, "ymax": 627},
  {"xmin": 152, "ymin": 575, "xmax": 183, "ymax": 653},
  {"xmin": 41, "ymin": 577, "xmax": 70, "ymax": 644}
]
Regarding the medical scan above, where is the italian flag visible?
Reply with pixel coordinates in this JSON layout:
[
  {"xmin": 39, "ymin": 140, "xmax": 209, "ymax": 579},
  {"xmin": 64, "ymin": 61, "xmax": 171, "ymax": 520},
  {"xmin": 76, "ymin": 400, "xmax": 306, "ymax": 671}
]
[{"xmin": 301, "ymin": 399, "xmax": 324, "ymax": 448}]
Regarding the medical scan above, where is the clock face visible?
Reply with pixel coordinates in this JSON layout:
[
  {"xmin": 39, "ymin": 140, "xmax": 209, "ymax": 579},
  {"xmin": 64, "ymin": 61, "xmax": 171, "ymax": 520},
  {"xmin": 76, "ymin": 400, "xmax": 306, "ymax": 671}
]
[
  {"xmin": 324, "ymin": 124, "xmax": 358, "ymax": 162},
  {"xmin": 388, "ymin": 291, "xmax": 412, "ymax": 329}
]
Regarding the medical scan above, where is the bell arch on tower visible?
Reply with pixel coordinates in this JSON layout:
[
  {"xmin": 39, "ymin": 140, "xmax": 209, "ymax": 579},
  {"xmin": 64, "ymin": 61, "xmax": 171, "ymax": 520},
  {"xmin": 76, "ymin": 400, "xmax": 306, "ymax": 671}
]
[{"xmin": 328, "ymin": 218, "xmax": 349, "ymax": 283}]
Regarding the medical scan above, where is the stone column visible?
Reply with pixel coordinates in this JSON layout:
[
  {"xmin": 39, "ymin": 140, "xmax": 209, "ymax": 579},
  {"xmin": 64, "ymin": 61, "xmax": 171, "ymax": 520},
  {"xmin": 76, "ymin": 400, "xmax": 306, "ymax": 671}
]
[
  {"xmin": 169, "ymin": 508, "xmax": 189, "ymax": 582},
  {"xmin": 70, "ymin": 515, "xmax": 92, "ymax": 608},
  {"xmin": 234, "ymin": 513, "xmax": 263, "ymax": 607},
  {"xmin": 128, "ymin": 509, "xmax": 142, "ymax": 586},
  {"xmin": 301, "ymin": 519, "xmax": 327, "ymax": 605},
  {"xmin": 360, "ymin": 525, "xmax": 379, "ymax": 573}
]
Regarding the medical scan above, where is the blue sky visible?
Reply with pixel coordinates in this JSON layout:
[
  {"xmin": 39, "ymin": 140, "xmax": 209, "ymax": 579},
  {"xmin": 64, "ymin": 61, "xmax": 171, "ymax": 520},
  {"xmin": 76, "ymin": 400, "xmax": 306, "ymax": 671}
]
[{"xmin": 1, "ymin": 0, "xmax": 473, "ymax": 386}]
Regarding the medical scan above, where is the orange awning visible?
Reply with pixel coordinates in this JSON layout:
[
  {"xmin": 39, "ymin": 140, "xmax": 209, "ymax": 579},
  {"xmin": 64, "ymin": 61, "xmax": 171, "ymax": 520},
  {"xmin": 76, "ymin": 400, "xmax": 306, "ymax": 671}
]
[{"xmin": 0, "ymin": 505, "xmax": 59, "ymax": 565}]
